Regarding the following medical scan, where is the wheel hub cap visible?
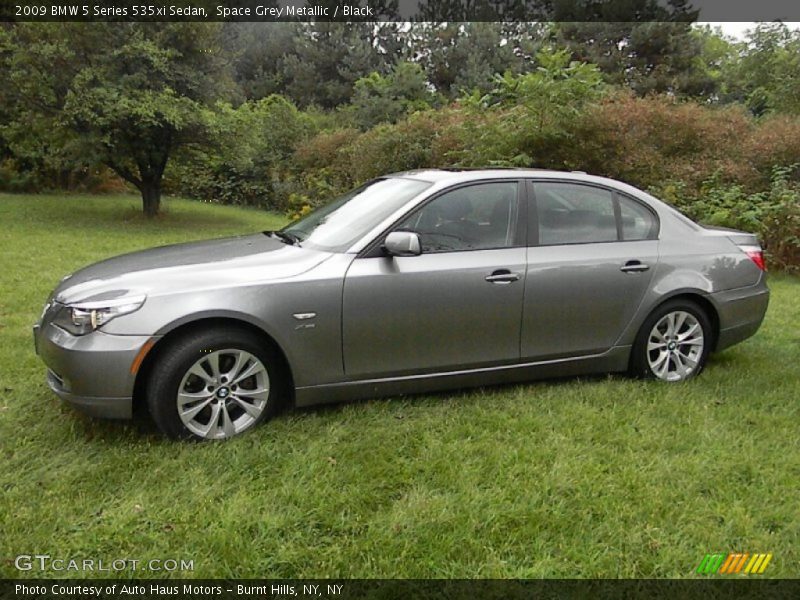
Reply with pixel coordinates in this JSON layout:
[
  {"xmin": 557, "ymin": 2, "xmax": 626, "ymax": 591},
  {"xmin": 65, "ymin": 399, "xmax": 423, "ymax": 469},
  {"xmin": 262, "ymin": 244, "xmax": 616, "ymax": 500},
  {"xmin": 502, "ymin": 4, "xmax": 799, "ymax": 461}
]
[
  {"xmin": 176, "ymin": 349, "xmax": 270, "ymax": 440},
  {"xmin": 646, "ymin": 310, "xmax": 705, "ymax": 382}
]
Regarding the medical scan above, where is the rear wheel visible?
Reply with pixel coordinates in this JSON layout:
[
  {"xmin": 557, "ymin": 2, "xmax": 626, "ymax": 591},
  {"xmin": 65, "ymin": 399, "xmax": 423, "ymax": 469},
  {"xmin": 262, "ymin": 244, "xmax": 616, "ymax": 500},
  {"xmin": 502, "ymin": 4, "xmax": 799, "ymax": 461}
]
[
  {"xmin": 630, "ymin": 300, "xmax": 712, "ymax": 382},
  {"xmin": 146, "ymin": 328, "xmax": 281, "ymax": 440}
]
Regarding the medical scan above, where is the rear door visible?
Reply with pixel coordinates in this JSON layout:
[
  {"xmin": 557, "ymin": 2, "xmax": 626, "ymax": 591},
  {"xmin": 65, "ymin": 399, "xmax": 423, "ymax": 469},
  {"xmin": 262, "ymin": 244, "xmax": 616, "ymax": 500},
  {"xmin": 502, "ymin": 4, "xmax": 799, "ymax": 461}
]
[
  {"xmin": 342, "ymin": 180, "xmax": 527, "ymax": 378},
  {"xmin": 521, "ymin": 180, "xmax": 660, "ymax": 360}
]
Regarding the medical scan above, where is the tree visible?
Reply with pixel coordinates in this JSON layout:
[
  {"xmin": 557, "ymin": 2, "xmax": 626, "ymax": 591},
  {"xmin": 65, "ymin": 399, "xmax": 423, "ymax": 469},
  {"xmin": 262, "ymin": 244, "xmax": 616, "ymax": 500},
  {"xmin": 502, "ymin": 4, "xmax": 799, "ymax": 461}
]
[
  {"xmin": 414, "ymin": 0, "xmax": 551, "ymax": 21},
  {"xmin": 720, "ymin": 22, "xmax": 800, "ymax": 116},
  {"xmin": 414, "ymin": 22, "xmax": 538, "ymax": 98},
  {"xmin": 280, "ymin": 22, "xmax": 390, "ymax": 109},
  {"xmin": 689, "ymin": 25, "xmax": 739, "ymax": 101},
  {"xmin": 347, "ymin": 62, "xmax": 436, "ymax": 129},
  {"xmin": 0, "ymin": 24, "xmax": 87, "ymax": 189},
  {"xmin": 1, "ymin": 23, "xmax": 231, "ymax": 216},
  {"xmin": 553, "ymin": 1, "xmax": 712, "ymax": 97},
  {"xmin": 453, "ymin": 49, "xmax": 605, "ymax": 168},
  {"xmin": 266, "ymin": 0, "xmax": 403, "ymax": 110},
  {"xmin": 222, "ymin": 22, "xmax": 299, "ymax": 101},
  {"xmin": 169, "ymin": 95, "xmax": 316, "ymax": 208}
]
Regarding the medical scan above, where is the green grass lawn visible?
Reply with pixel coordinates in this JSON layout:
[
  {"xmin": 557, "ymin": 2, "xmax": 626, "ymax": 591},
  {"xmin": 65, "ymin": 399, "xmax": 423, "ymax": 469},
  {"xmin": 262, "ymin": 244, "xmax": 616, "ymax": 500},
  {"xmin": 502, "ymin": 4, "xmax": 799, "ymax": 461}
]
[{"xmin": 1, "ymin": 193, "xmax": 798, "ymax": 579}]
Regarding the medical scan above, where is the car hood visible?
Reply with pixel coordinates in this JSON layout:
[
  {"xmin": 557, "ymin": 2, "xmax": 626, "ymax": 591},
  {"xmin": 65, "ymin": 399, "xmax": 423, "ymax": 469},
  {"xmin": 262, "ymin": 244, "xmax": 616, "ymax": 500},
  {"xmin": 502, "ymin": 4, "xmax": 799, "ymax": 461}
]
[{"xmin": 53, "ymin": 233, "xmax": 333, "ymax": 305}]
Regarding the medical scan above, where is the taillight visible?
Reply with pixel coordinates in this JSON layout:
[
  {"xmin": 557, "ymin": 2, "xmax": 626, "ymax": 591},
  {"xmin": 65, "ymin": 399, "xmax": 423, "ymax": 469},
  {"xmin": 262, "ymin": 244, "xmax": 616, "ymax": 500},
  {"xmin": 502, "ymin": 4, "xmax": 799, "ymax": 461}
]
[{"xmin": 740, "ymin": 245, "xmax": 766, "ymax": 271}]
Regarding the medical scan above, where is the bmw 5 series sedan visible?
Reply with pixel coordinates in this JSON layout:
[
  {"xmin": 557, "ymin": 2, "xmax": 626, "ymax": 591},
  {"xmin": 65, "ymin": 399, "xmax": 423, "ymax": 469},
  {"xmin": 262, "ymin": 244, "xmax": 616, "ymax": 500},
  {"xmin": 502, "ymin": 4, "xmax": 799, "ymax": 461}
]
[{"xmin": 33, "ymin": 169, "xmax": 769, "ymax": 440}]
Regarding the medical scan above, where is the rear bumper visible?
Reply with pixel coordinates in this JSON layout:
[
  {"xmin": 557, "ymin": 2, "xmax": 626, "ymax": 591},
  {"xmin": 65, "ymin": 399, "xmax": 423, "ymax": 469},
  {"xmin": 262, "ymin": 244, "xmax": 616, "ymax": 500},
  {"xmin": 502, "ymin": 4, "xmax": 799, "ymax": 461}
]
[
  {"xmin": 35, "ymin": 323, "xmax": 153, "ymax": 420},
  {"xmin": 709, "ymin": 280, "xmax": 770, "ymax": 352}
]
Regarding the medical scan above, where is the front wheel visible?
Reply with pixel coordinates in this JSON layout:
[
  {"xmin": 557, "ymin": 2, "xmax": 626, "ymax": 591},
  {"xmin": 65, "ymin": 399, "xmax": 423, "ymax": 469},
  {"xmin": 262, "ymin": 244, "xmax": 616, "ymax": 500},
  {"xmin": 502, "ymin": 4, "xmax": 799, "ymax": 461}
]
[
  {"xmin": 146, "ymin": 328, "xmax": 281, "ymax": 440},
  {"xmin": 630, "ymin": 300, "xmax": 712, "ymax": 382}
]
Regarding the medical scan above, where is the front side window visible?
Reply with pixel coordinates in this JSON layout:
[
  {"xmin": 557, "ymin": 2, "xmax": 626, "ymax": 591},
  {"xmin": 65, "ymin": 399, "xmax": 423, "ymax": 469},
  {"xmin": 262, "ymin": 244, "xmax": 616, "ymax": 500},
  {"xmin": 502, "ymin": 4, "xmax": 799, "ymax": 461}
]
[
  {"xmin": 282, "ymin": 178, "xmax": 431, "ymax": 252},
  {"xmin": 396, "ymin": 182, "xmax": 519, "ymax": 253},
  {"xmin": 535, "ymin": 182, "xmax": 617, "ymax": 245}
]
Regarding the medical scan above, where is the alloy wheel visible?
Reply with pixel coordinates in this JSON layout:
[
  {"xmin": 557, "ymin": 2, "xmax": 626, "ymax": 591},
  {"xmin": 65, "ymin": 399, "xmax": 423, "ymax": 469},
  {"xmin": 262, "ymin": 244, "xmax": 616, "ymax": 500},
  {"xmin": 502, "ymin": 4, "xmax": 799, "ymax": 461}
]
[
  {"xmin": 176, "ymin": 349, "xmax": 270, "ymax": 439},
  {"xmin": 646, "ymin": 310, "xmax": 705, "ymax": 382}
]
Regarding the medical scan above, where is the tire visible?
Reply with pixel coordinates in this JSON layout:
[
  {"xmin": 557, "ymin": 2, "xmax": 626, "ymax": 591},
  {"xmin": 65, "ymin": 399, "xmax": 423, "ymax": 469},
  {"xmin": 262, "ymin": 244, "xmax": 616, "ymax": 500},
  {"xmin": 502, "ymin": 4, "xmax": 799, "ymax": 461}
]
[
  {"xmin": 146, "ymin": 328, "xmax": 282, "ymax": 440},
  {"xmin": 630, "ymin": 299, "xmax": 712, "ymax": 382}
]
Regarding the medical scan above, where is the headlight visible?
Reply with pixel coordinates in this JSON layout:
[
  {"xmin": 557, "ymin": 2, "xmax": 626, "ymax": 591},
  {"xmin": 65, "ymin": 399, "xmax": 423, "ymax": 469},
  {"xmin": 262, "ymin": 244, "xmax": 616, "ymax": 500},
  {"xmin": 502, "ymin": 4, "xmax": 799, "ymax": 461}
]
[{"xmin": 51, "ymin": 294, "xmax": 146, "ymax": 336}]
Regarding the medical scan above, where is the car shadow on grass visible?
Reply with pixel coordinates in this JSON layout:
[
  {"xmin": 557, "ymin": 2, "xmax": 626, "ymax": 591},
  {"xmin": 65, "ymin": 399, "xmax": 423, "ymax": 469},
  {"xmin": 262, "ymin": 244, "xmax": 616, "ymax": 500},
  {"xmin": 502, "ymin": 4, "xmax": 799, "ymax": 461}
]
[
  {"xmin": 288, "ymin": 372, "xmax": 623, "ymax": 419},
  {"xmin": 47, "ymin": 374, "xmax": 598, "ymax": 443},
  {"xmin": 52, "ymin": 399, "xmax": 166, "ymax": 444}
]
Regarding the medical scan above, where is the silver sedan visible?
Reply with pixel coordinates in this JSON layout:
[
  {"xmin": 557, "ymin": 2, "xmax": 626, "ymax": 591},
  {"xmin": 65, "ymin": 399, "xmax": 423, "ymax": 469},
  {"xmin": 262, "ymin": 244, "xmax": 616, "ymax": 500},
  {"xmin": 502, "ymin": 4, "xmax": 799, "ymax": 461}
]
[{"xmin": 34, "ymin": 170, "xmax": 769, "ymax": 440}]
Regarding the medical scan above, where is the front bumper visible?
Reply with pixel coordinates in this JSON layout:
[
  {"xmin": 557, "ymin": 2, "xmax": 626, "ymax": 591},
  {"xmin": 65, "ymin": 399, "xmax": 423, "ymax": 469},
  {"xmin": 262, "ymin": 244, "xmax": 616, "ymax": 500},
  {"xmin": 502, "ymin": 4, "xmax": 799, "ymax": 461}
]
[
  {"xmin": 34, "ymin": 322, "xmax": 154, "ymax": 420},
  {"xmin": 46, "ymin": 369, "xmax": 132, "ymax": 419}
]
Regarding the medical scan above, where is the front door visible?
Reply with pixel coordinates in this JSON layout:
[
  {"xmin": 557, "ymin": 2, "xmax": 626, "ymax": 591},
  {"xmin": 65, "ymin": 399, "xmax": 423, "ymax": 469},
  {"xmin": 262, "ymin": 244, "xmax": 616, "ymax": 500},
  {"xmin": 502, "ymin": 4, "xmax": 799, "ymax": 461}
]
[{"xmin": 343, "ymin": 180, "xmax": 527, "ymax": 379}]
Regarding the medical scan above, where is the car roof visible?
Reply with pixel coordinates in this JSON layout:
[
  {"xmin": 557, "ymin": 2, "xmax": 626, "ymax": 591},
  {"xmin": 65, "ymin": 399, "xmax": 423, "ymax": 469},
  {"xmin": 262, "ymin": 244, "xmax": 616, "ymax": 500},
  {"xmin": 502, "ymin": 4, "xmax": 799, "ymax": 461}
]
[
  {"xmin": 389, "ymin": 168, "xmax": 612, "ymax": 186},
  {"xmin": 386, "ymin": 168, "xmax": 687, "ymax": 222}
]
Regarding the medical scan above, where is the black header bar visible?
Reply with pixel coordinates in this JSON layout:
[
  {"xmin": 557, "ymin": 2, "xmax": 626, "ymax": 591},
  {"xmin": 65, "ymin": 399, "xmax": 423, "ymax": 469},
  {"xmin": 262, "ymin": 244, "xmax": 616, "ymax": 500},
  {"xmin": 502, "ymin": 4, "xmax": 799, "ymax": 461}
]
[{"xmin": 3, "ymin": 0, "xmax": 800, "ymax": 23}]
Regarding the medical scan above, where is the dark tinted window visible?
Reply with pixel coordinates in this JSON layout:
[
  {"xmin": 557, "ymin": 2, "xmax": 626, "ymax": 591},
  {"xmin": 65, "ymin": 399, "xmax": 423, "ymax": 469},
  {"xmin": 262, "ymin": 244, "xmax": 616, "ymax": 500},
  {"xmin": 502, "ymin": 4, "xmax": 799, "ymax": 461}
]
[
  {"xmin": 398, "ymin": 182, "xmax": 519, "ymax": 252},
  {"xmin": 535, "ymin": 182, "xmax": 617, "ymax": 245},
  {"xmin": 619, "ymin": 194, "xmax": 657, "ymax": 240}
]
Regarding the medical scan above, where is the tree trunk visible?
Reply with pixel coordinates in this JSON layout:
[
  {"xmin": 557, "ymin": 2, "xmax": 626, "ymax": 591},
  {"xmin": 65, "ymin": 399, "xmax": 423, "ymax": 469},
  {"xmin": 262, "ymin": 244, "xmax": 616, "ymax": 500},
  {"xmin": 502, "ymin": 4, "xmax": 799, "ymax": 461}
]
[
  {"xmin": 141, "ymin": 181, "xmax": 161, "ymax": 218},
  {"xmin": 104, "ymin": 134, "xmax": 170, "ymax": 218}
]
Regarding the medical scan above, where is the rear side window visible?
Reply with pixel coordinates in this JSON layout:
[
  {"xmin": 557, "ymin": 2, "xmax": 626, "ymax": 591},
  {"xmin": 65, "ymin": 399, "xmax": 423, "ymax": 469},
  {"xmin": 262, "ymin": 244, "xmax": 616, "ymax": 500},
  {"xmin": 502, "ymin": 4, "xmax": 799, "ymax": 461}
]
[
  {"xmin": 618, "ymin": 193, "xmax": 657, "ymax": 240},
  {"xmin": 532, "ymin": 182, "xmax": 658, "ymax": 245},
  {"xmin": 535, "ymin": 182, "xmax": 617, "ymax": 245}
]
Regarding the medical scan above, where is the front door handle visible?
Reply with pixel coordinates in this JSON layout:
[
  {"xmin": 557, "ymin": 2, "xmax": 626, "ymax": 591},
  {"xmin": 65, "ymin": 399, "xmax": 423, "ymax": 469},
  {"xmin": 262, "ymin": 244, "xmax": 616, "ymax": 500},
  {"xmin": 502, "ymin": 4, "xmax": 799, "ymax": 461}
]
[
  {"xmin": 485, "ymin": 269, "xmax": 520, "ymax": 284},
  {"xmin": 620, "ymin": 260, "xmax": 650, "ymax": 273}
]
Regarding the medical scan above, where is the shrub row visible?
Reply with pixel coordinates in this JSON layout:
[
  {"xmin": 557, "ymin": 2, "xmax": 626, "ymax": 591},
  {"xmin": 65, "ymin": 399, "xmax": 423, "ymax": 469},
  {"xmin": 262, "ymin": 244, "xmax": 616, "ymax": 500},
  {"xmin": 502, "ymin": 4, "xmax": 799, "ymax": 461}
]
[{"xmin": 287, "ymin": 91, "xmax": 799, "ymax": 267}]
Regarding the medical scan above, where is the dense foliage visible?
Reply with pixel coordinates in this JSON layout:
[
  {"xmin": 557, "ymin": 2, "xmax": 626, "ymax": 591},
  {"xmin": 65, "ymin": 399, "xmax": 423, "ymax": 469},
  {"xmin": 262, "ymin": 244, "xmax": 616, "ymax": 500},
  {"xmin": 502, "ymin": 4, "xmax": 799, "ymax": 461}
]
[
  {"xmin": 1, "ymin": 20, "xmax": 799, "ymax": 266},
  {"xmin": 1, "ymin": 23, "xmax": 231, "ymax": 216}
]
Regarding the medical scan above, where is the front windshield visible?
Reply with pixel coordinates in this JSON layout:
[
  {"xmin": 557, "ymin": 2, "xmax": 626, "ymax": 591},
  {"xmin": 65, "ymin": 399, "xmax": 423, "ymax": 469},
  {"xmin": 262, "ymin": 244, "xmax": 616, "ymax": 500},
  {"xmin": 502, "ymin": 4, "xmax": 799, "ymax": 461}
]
[{"xmin": 281, "ymin": 177, "xmax": 432, "ymax": 252}]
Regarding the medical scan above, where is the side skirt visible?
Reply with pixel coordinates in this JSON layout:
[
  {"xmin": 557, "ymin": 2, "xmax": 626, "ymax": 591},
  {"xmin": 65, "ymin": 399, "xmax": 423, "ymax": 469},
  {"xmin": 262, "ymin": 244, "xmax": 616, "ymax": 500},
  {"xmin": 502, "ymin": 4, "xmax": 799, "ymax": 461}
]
[{"xmin": 294, "ymin": 346, "xmax": 631, "ymax": 407}]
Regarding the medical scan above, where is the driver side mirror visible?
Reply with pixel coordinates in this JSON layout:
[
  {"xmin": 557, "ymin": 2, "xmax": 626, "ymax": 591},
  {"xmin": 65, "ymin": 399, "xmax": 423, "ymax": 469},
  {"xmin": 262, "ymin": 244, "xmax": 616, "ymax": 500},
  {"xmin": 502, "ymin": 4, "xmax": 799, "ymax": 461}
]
[{"xmin": 383, "ymin": 231, "xmax": 422, "ymax": 257}]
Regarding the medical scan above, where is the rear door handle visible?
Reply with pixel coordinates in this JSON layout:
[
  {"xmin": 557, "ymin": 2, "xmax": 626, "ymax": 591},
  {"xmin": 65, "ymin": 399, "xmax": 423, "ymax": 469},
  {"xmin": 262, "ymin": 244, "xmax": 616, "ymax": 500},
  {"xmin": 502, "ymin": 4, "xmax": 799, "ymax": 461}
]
[
  {"xmin": 485, "ymin": 269, "xmax": 520, "ymax": 284},
  {"xmin": 620, "ymin": 260, "xmax": 650, "ymax": 273}
]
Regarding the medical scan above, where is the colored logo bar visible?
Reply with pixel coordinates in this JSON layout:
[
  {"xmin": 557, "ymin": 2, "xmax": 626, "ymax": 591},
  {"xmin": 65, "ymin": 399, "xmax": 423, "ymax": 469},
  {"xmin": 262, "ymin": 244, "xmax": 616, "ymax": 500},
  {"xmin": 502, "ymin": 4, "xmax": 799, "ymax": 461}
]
[{"xmin": 696, "ymin": 553, "xmax": 773, "ymax": 575}]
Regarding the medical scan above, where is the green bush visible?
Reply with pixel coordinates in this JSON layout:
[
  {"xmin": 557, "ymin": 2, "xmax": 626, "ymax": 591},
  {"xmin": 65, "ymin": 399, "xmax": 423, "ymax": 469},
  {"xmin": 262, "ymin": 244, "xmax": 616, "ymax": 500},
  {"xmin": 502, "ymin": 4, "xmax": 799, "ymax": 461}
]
[
  {"xmin": 447, "ymin": 49, "xmax": 605, "ymax": 168},
  {"xmin": 286, "ymin": 88, "xmax": 800, "ymax": 267},
  {"xmin": 342, "ymin": 62, "xmax": 438, "ymax": 130},
  {"xmin": 652, "ymin": 167, "xmax": 800, "ymax": 270},
  {"xmin": 4, "ymin": 78, "xmax": 796, "ymax": 267},
  {"xmin": 566, "ymin": 92, "xmax": 757, "ymax": 191},
  {"xmin": 0, "ymin": 157, "xmax": 125, "ymax": 194},
  {"xmin": 275, "ymin": 172, "xmax": 341, "ymax": 219},
  {"xmin": 0, "ymin": 158, "xmax": 43, "ymax": 192},
  {"xmin": 288, "ymin": 108, "xmax": 467, "ymax": 198},
  {"xmin": 166, "ymin": 95, "xmax": 316, "ymax": 208}
]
